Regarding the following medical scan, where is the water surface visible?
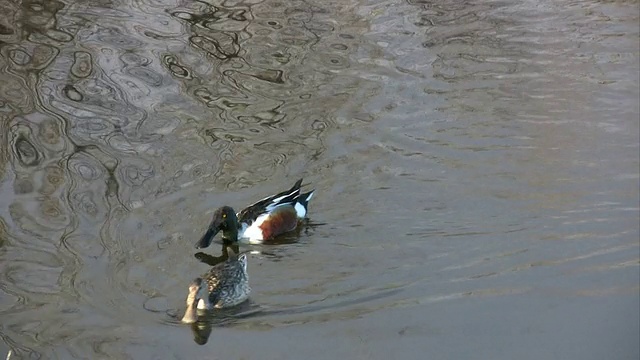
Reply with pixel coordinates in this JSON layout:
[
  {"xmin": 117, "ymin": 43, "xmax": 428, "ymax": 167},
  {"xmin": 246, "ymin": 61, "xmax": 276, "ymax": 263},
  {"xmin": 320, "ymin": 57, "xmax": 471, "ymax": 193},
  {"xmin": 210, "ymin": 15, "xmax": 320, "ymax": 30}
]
[{"xmin": 0, "ymin": 0, "xmax": 638, "ymax": 359}]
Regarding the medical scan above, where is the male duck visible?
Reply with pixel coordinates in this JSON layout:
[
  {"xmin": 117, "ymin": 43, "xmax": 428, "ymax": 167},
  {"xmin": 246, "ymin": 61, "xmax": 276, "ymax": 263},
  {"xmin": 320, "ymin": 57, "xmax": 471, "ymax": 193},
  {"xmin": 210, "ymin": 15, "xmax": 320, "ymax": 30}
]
[
  {"xmin": 181, "ymin": 251, "xmax": 250, "ymax": 323},
  {"xmin": 195, "ymin": 179, "xmax": 314, "ymax": 247}
]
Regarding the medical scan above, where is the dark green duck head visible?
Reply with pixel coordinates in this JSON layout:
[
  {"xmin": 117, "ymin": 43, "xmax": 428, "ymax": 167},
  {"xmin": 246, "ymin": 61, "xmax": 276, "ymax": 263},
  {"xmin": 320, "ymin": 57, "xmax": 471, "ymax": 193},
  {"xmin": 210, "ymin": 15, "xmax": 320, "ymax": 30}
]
[{"xmin": 195, "ymin": 206, "xmax": 239, "ymax": 248}]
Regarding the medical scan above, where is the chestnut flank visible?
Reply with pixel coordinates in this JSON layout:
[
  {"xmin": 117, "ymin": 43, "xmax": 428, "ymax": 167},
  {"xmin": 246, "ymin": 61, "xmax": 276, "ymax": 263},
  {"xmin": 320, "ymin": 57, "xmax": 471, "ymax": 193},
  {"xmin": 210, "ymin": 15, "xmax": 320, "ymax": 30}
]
[{"xmin": 259, "ymin": 206, "xmax": 299, "ymax": 240}]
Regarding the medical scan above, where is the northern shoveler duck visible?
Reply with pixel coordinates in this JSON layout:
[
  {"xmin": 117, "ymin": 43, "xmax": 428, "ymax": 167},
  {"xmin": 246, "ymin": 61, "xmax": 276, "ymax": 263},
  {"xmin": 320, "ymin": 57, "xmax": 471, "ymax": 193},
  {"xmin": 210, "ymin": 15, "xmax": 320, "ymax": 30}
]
[
  {"xmin": 195, "ymin": 179, "xmax": 314, "ymax": 247},
  {"xmin": 181, "ymin": 251, "xmax": 250, "ymax": 324}
]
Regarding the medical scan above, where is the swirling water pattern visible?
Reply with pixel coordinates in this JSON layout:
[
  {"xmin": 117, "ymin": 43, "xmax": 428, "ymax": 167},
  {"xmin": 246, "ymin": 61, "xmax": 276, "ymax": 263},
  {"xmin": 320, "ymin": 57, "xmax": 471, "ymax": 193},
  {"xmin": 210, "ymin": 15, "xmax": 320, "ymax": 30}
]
[{"xmin": 0, "ymin": 0, "xmax": 638, "ymax": 359}]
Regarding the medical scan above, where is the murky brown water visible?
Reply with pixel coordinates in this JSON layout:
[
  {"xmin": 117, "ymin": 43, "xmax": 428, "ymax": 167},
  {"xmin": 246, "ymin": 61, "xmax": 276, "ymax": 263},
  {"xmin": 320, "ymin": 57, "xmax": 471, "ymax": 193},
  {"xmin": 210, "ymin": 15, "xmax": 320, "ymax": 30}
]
[{"xmin": 0, "ymin": 0, "xmax": 638, "ymax": 358}]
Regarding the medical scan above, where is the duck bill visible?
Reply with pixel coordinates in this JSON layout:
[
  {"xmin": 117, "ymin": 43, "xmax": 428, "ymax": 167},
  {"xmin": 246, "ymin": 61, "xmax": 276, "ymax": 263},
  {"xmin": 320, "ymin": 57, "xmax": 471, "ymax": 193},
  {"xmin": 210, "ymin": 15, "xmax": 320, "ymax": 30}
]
[
  {"xmin": 181, "ymin": 301, "xmax": 198, "ymax": 324},
  {"xmin": 182, "ymin": 279, "xmax": 203, "ymax": 324},
  {"xmin": 195, "ymin": 226, "xmax": 219, "ymax": 249}
]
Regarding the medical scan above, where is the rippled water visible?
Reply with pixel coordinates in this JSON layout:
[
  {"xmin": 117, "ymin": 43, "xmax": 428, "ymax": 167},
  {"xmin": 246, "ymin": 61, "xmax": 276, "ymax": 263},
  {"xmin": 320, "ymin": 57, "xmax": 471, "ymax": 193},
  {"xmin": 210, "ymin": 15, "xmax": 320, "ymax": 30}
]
[{"xmin": 0, "ymin": 0, "xmax": 638, "ymax": 358}]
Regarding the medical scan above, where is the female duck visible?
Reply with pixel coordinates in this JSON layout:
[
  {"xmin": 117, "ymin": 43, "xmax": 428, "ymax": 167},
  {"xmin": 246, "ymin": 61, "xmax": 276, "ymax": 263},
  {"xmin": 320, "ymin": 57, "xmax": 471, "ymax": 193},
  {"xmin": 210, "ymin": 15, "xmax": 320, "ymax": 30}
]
[
  {"xmin": 195, "ymin": 179, "xmax": 314, "ymax": 247},
  {"xmin": 181, "ymin": 251, "xmax": 250, "ymax": 323}
]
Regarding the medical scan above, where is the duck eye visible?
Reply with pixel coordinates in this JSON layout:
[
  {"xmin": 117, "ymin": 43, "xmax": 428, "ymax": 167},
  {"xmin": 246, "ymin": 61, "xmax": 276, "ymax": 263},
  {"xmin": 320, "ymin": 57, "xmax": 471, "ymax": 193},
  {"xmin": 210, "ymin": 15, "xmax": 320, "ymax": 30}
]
[{"xmin": 222, "ymin": 214, "xmax": 227, "ymax": 218}]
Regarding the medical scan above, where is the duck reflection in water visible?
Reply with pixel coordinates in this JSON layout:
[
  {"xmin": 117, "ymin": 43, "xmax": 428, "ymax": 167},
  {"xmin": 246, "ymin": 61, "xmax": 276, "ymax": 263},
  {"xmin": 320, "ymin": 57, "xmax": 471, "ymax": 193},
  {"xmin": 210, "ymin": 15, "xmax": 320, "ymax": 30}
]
[
  {"xmin": 194, "ymin": 242, "xmax": 240, "ymax": 267},
  {"xmin": 188, "ymin": 317, "xmax": 213, "ymax": 345},
  {"xmin": 186, "ymin": 300, "xmax": 257, "ymax": 345}
]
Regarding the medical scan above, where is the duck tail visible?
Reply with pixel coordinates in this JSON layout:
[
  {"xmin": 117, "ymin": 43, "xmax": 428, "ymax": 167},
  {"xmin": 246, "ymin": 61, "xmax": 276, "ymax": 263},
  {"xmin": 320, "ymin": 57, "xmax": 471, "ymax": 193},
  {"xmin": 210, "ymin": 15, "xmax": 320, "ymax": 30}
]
[
  {"xmin": 299, "ymin": 189, "xmax": 315, "ymax": 208},
  {"xmin": 292, "ymin": 189, "xmax": 314, "ymax": 218},
  {"xmin": 302, "ymin": 189, "xmax": 314, "ymax": 204},
  {"xmin": 290, "ymin": 178, "xmax": 304, "ymax": 193}
]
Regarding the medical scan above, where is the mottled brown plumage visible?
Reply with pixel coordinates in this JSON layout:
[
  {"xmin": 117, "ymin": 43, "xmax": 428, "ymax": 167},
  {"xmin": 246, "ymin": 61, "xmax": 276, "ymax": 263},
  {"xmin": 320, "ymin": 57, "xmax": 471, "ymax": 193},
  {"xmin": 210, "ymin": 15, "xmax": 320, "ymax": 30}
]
[{"xmin": 181, "ymin": 252, "xmax": 250, "ymax": 323}]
